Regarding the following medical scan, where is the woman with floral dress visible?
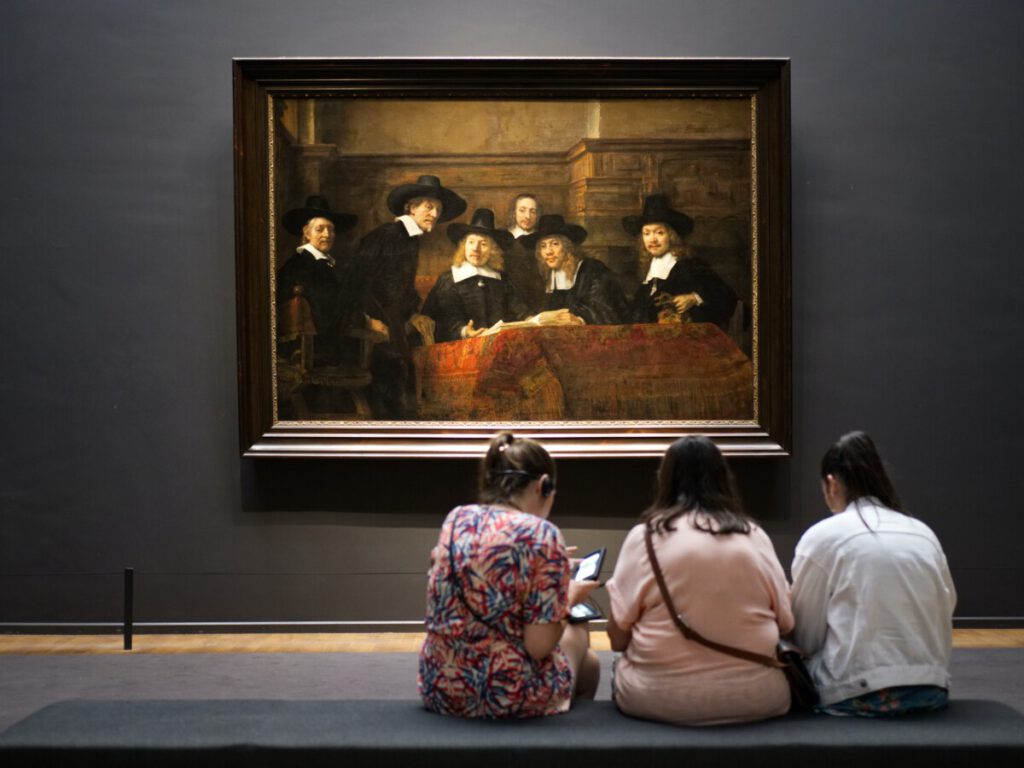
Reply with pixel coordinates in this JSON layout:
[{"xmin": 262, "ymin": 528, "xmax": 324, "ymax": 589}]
[{"xmin": 418, "ymin": 432, "xmax": 600, "ymax": 718}]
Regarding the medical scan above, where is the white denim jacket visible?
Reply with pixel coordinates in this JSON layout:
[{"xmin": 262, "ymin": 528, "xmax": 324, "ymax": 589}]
[{"xmin": 791, "ymin": 499, "xmax": 957, "ymax": 706}]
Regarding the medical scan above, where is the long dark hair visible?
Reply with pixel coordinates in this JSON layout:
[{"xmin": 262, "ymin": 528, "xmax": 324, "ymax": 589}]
[
  {"xmin": 820, "ymin": 431, "xmax": 905, "ymax": 519},
  {"xmin": 479, "ymin": 431, "xmax": 555, "ymax": 506},
  {"xmin": 641, "ymin": 436, "xmax": 751, "ymax": 535}
]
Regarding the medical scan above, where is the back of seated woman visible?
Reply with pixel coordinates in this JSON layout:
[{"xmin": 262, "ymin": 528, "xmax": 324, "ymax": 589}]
[
  {"xmin": 791, "ymin": 431, "xmax": 956, "ymax": 716},
  {"xmin": 418, "ymin": 432, "xmax": 600, "ymax": 718},
  {"xmin": 605, "ymin": 436, "xmax": 794, "ymax": 726}
]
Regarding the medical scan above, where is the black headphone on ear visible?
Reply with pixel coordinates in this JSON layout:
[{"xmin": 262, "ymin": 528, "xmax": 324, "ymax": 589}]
[
  {"xmin": 540, "ymin": 475, "xmax": 555, "ymax": 498},
  {"xmin": 492, "ymin": 469, "xmax": 556, "ymax": 498}
]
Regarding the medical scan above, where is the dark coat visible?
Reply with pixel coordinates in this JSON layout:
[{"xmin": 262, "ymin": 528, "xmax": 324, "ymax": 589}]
[
  {"xmin": 352, "ymin": 221, "xmax": 423, "ymax": 356},
  {"xmin": 544, "ymin": 258, "xmax": 629, "ymax": 326},
  {"xmin": 422, "ymin": 270, "xmax": 531, "ymax": 343},
  {"xmin": 503, "ymin": 237, "xmax": 547, "ymax": 313},
  {"xmin": 276, "ymin": 249, "xmax": 360, "ymax": 365},
  {"xmin": 631, "ymin": 255, "xmax": 737, "ymax": 328}
]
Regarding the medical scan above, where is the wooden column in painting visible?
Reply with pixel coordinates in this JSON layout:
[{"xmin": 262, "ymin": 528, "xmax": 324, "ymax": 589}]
[{"xmin": 294, "ymin": 101, "xmax": 335, "ymax": 193}]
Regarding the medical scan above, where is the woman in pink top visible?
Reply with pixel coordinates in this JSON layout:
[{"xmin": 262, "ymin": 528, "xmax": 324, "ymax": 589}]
[{"xmin": 606, "ymin": 436, "xmax": 794, "ymax": 725}]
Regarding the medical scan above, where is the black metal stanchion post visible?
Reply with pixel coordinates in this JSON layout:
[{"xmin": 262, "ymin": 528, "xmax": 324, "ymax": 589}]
[{"xmin": 123, "ymin": 567, "xmax": 134, "ymax": 651}]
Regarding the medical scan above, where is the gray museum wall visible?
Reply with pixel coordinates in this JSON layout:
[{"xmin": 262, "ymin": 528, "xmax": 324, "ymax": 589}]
[{"xmin": 2, "ymin": 0, "xmax": 1022, "ymax": 628}]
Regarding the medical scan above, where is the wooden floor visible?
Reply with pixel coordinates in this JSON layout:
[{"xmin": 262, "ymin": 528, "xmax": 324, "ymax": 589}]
[{"xmin": 0, "ymin": 629, "xmax": 1021, "ymax": 655}]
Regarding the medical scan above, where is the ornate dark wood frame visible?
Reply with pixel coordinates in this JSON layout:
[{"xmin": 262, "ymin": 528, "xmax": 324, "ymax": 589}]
[{"xmin": 234, "ymin": 58, "xmax": 791, "ymax": 458}]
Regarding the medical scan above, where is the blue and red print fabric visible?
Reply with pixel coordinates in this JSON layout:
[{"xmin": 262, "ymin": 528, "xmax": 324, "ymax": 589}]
[{"xmin": 418, "ymin": 504, "xmax": 573, "ymax": 718}]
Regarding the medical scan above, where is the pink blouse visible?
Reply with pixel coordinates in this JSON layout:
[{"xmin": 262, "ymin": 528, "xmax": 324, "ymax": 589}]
[{"xmin": 606, "ymin": 514, "xmax": 794, "ymax": 725}]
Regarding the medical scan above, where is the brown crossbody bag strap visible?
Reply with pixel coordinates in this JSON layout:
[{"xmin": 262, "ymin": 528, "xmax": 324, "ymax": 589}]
[{"xmin": 643, "ymin": 521, "xmax": 784, "ymax": 670}]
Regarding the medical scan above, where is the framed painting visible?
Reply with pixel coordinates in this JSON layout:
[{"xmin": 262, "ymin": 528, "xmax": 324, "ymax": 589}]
[{"xmin": 234, "ymin": 58, "xmax": 790, "ymax": 458}]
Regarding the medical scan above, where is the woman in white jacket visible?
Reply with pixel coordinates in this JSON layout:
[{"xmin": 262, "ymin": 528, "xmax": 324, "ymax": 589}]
[{"xmin": 791, "ymin": 431, "xmax": 956, "ymax": 716}]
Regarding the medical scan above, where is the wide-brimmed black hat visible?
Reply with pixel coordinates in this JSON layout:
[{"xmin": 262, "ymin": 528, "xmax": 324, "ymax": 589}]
[
  {"xmin": 446, "ymin": 208, "xmax": 515, "ymax": 251},
  {"xmin": 385, "ymin": 175, "xmax": 467, "ymax": 222},
  {"xmin": 519, "ymin": 214, "xmax": 588, "ymax": 250},
  {"xmin": 621, "ymin": 194, "xmax": 694, "ymax": 238},
  {"xmin": 281, "ymin": 195, "xmax": 358, "ymax": 236}
]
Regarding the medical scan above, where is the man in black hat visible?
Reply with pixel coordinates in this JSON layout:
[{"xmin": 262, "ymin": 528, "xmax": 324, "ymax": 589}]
[
  {"xmin": 522, "ymin": 214, "xmax": 628, "ymax": 326},
  {"xmin": 276, "ymin": 195, "xmax": 365, "ymax": 367},
  {"xmin": 622, "ymin": 194, "xmax": 737, "ymax": 328},
  {"xmin": 351, "ymin": 175, "xmax": 467, "ymax": 417},
  {"xmin": 421, "ymin": 208, "xmax": 531, "ymax": 343},
  {"xmin": 503, "ymin": 192, "xmax": 546, "ymax": 312}
]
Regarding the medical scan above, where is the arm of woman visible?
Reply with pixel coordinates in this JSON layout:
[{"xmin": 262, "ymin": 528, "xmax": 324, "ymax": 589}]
[
  {"xmin": 605, "ymin": 610, "xmax": 632, "ymax": 653},
  {"xmin": 753, "ymin": 527, "xmax": 795, "ymax": 637},
  {"xmin": 522, "ymin": 578, "xmax": 598, "ymax": 660},
  {"xmin": 604, "ymin": 525, "xmax": 646, "ymax": 653},
  {"xmin": 523, "ymin": 621, "xmax": 566, "ymax": 661},
  {"xmin": 790, "ymin": 551, "xmax": 829, "ymax": 655}
]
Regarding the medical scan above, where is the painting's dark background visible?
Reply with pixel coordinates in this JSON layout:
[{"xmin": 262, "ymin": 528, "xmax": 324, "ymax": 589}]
[{"xmin": 2, "ymin": 0, "xmax": 1022, "ymax": 627}]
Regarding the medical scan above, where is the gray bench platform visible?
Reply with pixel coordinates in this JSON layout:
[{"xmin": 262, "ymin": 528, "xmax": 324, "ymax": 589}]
[{"xmin": 1, "ymin": 698, "xmax": 1023, "ymax": 767}]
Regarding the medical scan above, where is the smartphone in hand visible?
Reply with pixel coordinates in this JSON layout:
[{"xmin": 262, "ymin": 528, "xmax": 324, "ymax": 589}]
[
  {"xmin": 573, "ymin": 548, "xmax": 606, "ymax": 582},
  {"xmin": 569, "ymin": 600, "xmax": 604, "ymax": 623}
]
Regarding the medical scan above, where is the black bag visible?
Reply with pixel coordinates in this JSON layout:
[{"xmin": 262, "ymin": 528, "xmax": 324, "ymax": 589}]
[
  {"xmin": 643, "ymin": 523, "xmax": 820, "ymax": 710},
  {"xmin": 776, "ymin": 638, "xmax": 819, "ymax": 709}
]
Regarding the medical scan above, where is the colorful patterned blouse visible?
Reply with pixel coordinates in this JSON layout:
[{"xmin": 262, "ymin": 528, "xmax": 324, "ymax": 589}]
[{"xmin": 418, "ymin": 504, "xmax": 573, "ymax": 718}]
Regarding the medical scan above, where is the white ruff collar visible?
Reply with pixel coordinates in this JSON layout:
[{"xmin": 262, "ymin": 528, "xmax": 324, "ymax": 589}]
[
  {"xmin": 452, "ymin": 262, "xmax": 502, "ymax": 283},
  {"xmin": 298, "ymin": 243, "xmax": 333, "ymax": 266},
  {"xmin": 644, "ymin": 252, "xmax": 678, "ymax": 283},
  {"xmin": 547, "ymin": 260, "xmax": 583, "ymax": 291},
  {"xmin": 396, "ymin": 214, "xmax": 424, "ymax": 237}
]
